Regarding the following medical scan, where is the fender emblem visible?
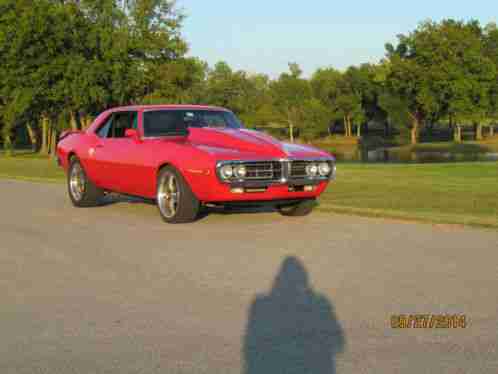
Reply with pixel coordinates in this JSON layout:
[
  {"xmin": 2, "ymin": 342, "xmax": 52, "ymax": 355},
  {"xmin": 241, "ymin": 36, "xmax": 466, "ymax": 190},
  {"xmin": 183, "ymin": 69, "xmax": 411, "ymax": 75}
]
[{"xmin": 187, "ymin": 169, "xmax": 210, "ymax": 176}]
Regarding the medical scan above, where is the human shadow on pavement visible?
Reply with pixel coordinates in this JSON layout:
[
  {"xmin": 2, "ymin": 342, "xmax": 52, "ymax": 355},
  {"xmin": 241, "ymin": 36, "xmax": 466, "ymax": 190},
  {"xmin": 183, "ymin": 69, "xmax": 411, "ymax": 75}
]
[{"xmin": 242, "ymin": 257, "xmax": 345, "ymax": 374}]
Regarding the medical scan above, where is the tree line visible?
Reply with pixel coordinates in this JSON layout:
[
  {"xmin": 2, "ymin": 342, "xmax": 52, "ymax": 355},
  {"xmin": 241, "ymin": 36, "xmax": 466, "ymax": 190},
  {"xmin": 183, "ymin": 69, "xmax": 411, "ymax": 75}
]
[{"xmin": 1, "ymin": 0, "xmax": 497, "ymax": 156}]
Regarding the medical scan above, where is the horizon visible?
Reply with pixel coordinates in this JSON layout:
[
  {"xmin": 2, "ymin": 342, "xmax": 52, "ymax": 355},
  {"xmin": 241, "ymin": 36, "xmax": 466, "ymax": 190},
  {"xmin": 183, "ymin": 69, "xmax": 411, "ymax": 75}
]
[{"xmin": 179, "ymin": 0, "xmax": 496, "ymax": 77}]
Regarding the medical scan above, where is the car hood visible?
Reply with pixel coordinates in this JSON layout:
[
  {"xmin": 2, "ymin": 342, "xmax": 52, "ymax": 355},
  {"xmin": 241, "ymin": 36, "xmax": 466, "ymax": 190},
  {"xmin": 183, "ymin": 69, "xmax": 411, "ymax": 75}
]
[{"xmin": 187, "ymin": 127, "xmax": 332, "ymax": 160}]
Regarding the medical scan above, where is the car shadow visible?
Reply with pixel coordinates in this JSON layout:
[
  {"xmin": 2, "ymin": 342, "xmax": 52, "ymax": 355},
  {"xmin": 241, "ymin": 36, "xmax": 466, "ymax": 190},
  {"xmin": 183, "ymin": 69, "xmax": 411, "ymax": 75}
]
[
  {"xmin": 191, "ymin": 205, "xmax": 277, "ymax": 222},
  {"xmin": 97, "ymin": 193, "xmax": 156, "ymax": 207},
  {"xmin": 242, "ymin": 257, "xmax": 346, "ymax": 374},
  {"xmin": 204, "ymin": 205, "xmax": 276, "ymax": 215},
  {"xmin": 96, "ymin": 194, "xmax": 287, "ymax": 222}
]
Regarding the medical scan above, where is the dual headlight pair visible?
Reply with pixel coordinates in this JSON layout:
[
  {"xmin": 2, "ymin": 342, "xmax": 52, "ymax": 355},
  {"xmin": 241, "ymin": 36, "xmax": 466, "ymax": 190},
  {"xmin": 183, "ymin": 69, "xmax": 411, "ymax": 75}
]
[
  {"xmin": 220, "ymin": 164, "xmax": 247, "ymax": 179},
  {"xmin": 219, "ymin": 161, "xmax": 333, "ymax": 180},
  {"xmin": 306, "ymin": 162, "xmax": 332, "ymax": 177}
]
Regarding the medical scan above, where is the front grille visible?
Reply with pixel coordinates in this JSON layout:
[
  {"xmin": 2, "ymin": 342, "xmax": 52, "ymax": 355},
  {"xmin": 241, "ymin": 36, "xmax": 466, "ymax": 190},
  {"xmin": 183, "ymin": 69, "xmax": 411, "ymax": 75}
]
[
  {"xmin": 244, "ymin": 161, "xmax": 283, "ymax": 181},
  {"xmin": 289, "ymin": 160, "xmax": 308, "ymax": 178},
  {"xmin": 218, "ymin": 159, "xmax": 333, "ymax": 184}
]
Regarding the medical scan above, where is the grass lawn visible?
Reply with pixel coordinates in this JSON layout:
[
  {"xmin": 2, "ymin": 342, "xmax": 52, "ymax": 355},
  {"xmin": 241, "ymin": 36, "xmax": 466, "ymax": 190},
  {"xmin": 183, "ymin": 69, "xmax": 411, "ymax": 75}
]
[
  {"xmin": 1, "ymin": 154, "xmax": 497, "ymax": 228},
  {"xmin": 321, "ymin": 162, "xmax": 498, "ymax": 228},
  {"xmin": 0, "ymin": 154, "xmax": 65, "ymax": 182}
]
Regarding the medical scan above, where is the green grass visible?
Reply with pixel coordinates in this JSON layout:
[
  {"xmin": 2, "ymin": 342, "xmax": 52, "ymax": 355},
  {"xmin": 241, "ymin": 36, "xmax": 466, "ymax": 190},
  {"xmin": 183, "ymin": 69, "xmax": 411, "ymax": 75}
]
[
  {"xmin": 321, "ymin": 162, "xmax": 498, "ymax": 228},
  {"xmin": 1, "ymin": 154, "xmax": 497, "ymax": 228},
  {"xmin": 0, "ymin": 154, "xmax": 65, "ymax": 182}
]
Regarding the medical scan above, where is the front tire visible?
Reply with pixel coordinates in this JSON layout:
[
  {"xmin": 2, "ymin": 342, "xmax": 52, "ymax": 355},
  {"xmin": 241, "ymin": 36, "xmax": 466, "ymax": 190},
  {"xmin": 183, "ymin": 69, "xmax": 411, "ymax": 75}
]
[
  {"xmin": 277, "ymin": 199, "xmax": 316, "ymax": 217},
  {"xmin": 156, "ymin": 166, "xmax": 200, "ymax": 224},
  {"xmin": 68, "ymin": 157, "xmax": 104, "ymax": 207}
]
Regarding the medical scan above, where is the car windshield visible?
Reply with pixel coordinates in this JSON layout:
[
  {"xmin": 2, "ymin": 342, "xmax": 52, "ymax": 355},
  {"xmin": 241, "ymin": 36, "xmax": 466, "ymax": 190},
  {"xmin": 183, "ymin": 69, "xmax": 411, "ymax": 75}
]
[{"xmin": 143, "ymin": 109, "xmax": 243, "ymax": 137}]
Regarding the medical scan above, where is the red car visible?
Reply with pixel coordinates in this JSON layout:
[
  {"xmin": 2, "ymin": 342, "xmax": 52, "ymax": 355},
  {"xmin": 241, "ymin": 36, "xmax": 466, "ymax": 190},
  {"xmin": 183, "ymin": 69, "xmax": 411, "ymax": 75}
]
[{"xmin": 57, "ymin": 105, "xmax": 336, "ymax": 223}]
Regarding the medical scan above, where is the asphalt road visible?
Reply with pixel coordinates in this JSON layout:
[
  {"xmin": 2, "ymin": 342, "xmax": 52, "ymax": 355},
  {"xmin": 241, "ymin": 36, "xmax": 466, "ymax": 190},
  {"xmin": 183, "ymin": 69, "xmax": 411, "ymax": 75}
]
[{"xmin": 1, "ymin": 179, "xmax": 497, "ymax": 374}]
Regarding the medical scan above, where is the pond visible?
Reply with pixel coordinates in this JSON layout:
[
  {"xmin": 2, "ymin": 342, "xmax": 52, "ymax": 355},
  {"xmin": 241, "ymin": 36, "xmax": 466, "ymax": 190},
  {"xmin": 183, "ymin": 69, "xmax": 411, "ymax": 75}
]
[{"xmin": 332, "ymin": 148, "xmax": 498, "ymax": 163}]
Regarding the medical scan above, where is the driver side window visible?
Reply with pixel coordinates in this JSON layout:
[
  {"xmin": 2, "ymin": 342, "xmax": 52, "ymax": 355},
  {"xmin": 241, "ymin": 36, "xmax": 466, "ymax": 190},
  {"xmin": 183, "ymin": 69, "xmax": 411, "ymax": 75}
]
[
  {"xmin": 96, "ymin": 112, "xmax": 138, "ymax": 138},
  {"xmin": 97, "ymin": 115, "xmax": 112, "ymax": 138}
]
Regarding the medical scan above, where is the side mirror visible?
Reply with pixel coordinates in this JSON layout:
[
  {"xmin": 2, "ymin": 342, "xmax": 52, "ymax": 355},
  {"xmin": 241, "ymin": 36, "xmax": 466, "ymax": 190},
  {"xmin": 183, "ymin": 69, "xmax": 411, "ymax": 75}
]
[{"xmin": 125, "ymin": 128, "xmax": 139, "ymax": 139}]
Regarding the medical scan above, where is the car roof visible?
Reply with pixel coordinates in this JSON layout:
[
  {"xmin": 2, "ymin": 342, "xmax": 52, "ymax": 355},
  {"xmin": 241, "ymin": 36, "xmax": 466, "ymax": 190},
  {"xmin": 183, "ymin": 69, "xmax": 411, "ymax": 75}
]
[
  {"xmin": 86, "ymin": 105, "xmax": 232, "ymax": 134},
  {"xmin": 109, "ymin": 104, "xmax": 229, "ymax": 112}
]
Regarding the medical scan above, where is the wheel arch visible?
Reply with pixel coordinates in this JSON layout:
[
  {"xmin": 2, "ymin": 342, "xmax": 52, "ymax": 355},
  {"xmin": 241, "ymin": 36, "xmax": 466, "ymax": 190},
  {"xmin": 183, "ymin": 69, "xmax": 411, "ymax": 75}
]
[
  {"xmin": 68, "ymin": 151, "xmax": 77, "ymax": 163},
  {"xmin": 156, "ymin": 162, "xmax": 175, "ymax": 180},
  {"xmin": 156, "ymin": 162, "xmax": 185, "ymax": 190},
  {"xmin": 155, "ymin": 161, "xmax": 209, "ymax": 202}
]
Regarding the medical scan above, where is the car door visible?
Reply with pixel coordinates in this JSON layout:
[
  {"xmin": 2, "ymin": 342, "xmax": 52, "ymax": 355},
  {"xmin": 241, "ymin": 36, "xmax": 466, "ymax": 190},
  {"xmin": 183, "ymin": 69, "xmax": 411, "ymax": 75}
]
[{"xmin": 92, "ymin": 111, "xmax": 141, "ymax": 194}]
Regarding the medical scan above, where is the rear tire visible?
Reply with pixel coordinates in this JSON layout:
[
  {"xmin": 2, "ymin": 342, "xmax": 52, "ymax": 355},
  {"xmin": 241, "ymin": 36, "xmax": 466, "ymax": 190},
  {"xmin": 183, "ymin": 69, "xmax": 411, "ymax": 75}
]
[
  {"xmin": 68, "ymin": 157, "xmax": 104, "ymax": 207},
  {"xmin": 156, "ymin": 166, "xmax": 200, "ymax": 224},
  {"xmin": 277, "ymin": 199, "xmax": 316, "ymax": 217}
]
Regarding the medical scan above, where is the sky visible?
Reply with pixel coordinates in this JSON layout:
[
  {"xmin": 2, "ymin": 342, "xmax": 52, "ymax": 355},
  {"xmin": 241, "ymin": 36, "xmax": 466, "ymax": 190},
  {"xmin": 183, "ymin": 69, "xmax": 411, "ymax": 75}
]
[{"xmin": 177, "ymin": 0, "xmax": 496, "ymax": 78}]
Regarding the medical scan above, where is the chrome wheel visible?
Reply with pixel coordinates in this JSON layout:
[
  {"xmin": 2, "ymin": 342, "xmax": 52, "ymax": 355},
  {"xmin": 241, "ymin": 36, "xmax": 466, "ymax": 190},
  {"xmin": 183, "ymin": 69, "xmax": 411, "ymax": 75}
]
[
  {"xmin": 70, "ymin": 162, "xmax": 86, "ymax": 201},
  {"xmin": 157, "ymin": 172, "xmax": 180, "ymax": 219}
]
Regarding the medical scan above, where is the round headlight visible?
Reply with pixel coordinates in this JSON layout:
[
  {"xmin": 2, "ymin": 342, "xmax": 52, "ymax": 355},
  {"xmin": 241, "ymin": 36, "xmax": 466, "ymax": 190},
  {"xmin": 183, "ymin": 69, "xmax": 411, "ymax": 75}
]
[
  {"xmin": 305, "ymin": 163, "xmax": 319, "ymax": 177},
  {"xmin": 318, "ymin": 162, "xmax": 331, "ymax": 176},
  {"xmin": 234, "ymin": 164, "xmax": 247, "ymax": 178},
  {"xmin": 220, "ymin": 164, "xmax": 234, "ymax": 179}
]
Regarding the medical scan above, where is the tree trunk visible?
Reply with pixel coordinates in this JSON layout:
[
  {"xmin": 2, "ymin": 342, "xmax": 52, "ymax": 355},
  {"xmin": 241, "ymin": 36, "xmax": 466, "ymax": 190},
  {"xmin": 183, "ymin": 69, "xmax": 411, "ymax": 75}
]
[
  {"xmin": 70, "ymin": 112, "xmax": 78, "ymax": 131},
  {"xmin": 344, "ymin": 116, "xmax": 352, "ymax": 137},
  {"xmin": 475, "ymin": 123, "xmax": 483, "ymax": 141},
  {"xmin": 454, "ymin": 125, "xmax": 462, "ymax": 143},
  {"xmin": 356, "ymin": 123, "xmax": 361, "ymax": 137},
  {"xmin": 75, "ymin": 111, "xmax": 82, "ymax": 130},
  {"xmin": 40, "ymin": 116, "xmax": 49, "ymax": 155},
  {"xmin": 80, "ymin": 114, "xmax": 93, "ymax": 129},
  {"xmin": 47, "ymin": 125, "xmax": 52, "ymax": 155},
  {"xmin": 26, "ymin": 123, "xmax": 38, "ymax": 151},
  {"xmin": 490, "ymin": 125, "xmax": 495, "ymax": 137},
  {"xmin": 50, "ymin": 128, "xmax": 57, "ymax": 158},
  {"xmin": 288, "ymin": 121, "xmax": 294, "ymax": 143},
  {"xmin": 2, "ymin": 127, "xmax": 13, "ymax": 157},
  {"xmin": 410, "ymin": 120, "xmax": 419, "ymax": 145}
]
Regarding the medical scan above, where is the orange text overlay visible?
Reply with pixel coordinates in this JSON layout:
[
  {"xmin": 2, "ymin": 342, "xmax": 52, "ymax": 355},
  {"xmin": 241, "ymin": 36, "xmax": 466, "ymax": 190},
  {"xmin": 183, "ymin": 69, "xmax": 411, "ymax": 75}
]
[{"xmin": 391, "ymin": 314, "xmax": 467, "ymax": 329}]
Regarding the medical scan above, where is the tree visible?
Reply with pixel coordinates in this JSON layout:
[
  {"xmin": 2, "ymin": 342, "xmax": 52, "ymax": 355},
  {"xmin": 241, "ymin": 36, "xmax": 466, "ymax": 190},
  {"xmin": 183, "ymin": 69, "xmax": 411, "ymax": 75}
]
[
  {"xmin": 384, "ymin": 20, "xmax": 495, "ymax": 144},
  {"xmin": 310, "ymin": 67, "xmax": 366, "ymax": 137},
  {"xmin": 384, "ymin": 39, "xmax": 436, "ymax": 144},
  {"xmin": 311, "ymin": 67, "xmax": 342, "ymax": 134},
  {"xmin": 270, "ymin": 63, "xmax": 312, "ymax": 142},
  {"xmin": 0, "ymin": 0, "xmax": 187, "ymax": 155},
  {"xmin": 0, "ymin": 0, "xmax": 75, "ymax": 154},
  {"xmin": 484, "ymin": 23, "xmax": 498, "ymax": 137},
  {"xmin": 348, "ymin": 64, "xmax": 385, "ymax": 136},
  {"xmin": 143, "ymin": 57, "xmax": 208, "ymax": 104},
  {"xmin": 300, "ymin": 98, "xmax": 333, "ymax": 139}
]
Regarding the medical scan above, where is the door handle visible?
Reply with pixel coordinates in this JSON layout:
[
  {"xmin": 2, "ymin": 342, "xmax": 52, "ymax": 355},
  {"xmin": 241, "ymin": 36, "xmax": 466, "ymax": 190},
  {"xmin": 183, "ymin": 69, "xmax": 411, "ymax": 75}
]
[{"xmin": 95, "ymin": 144, "xmax": 104, "ymax": 148}]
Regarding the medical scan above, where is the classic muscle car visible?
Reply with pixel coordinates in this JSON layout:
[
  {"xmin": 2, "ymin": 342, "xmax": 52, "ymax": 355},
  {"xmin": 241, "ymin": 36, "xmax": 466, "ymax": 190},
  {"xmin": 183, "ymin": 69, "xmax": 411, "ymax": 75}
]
[{"xmin": 57, "ymin": 105, "xmax": 336, "ymax": 223}]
